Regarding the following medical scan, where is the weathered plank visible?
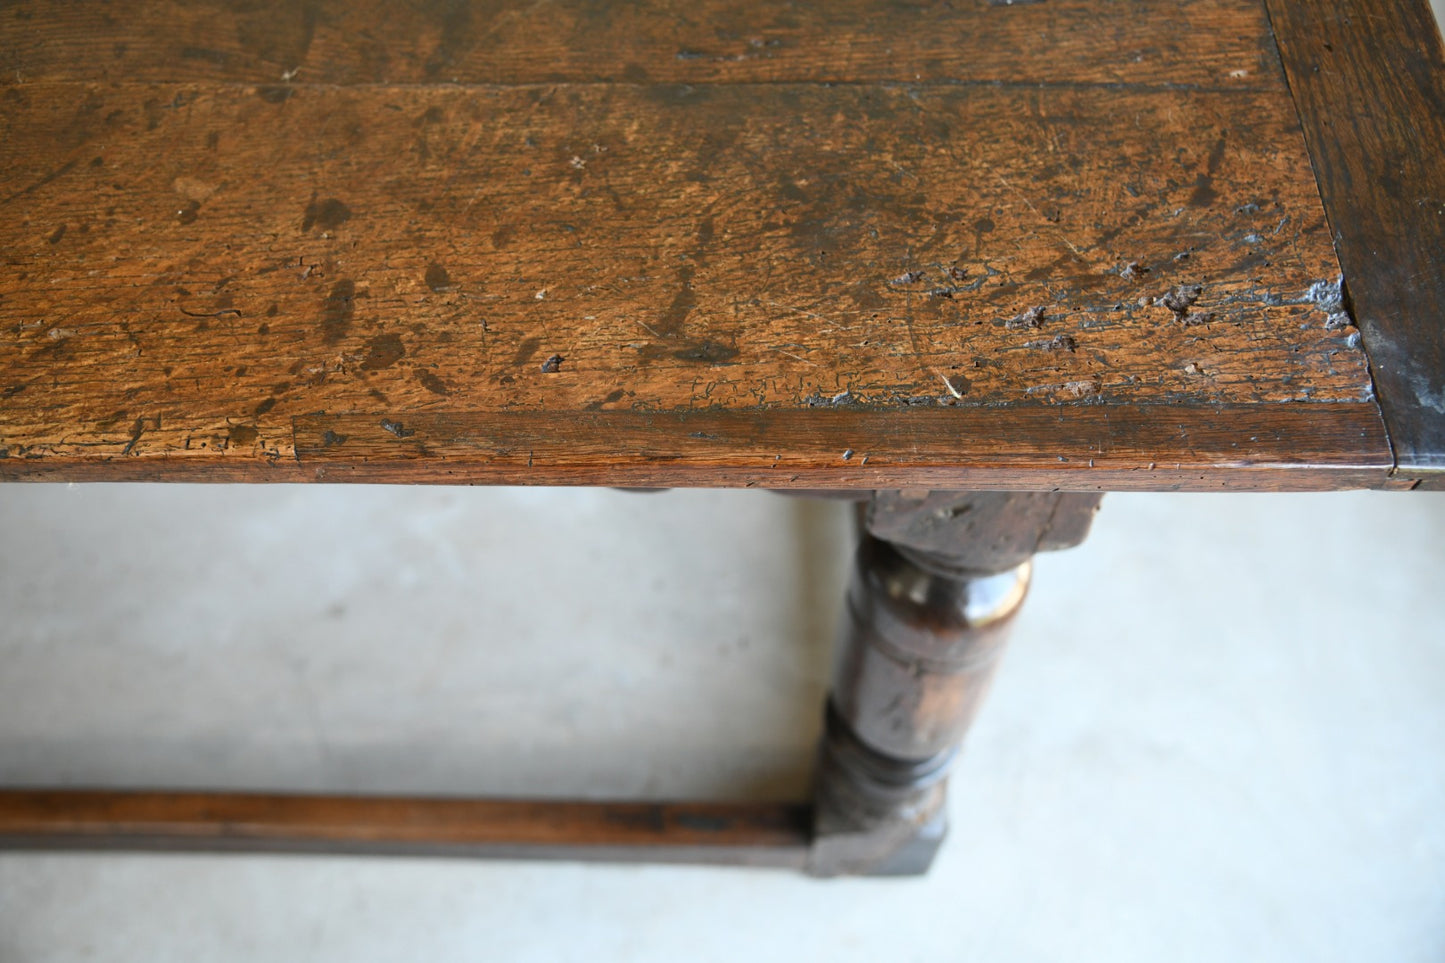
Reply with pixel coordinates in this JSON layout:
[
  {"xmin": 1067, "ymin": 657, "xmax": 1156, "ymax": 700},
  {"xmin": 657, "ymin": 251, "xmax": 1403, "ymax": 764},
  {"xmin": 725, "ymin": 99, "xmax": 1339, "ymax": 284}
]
[
  {"xmin": 2, "ymin": 0, "xmax": 1281, "ymax": 88},
  {"xmin": 1265, "ymin": 0, "xmax": 1445, "ymax": 481},
  {"xmin": 0, "ymin": 78, "xmax": 1381, "ymax": 487},
  {"xmin": 0, "ymin": 405, "xmax": 1390, "ymax": 490}
]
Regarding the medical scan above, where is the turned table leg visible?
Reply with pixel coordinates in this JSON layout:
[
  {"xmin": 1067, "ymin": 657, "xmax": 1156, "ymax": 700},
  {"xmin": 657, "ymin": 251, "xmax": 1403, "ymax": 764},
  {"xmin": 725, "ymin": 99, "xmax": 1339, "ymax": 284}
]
[{"xmin": 809, "ymin": 490, "xmax": 1102, "ymax": 876}]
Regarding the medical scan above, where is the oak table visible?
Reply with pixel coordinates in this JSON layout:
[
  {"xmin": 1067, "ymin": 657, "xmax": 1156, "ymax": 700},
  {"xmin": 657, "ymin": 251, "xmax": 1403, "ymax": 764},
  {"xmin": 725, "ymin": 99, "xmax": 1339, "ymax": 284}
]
[{"xmin": 1, "ymin": 0, "xmax": 1441, "ymax": 875}]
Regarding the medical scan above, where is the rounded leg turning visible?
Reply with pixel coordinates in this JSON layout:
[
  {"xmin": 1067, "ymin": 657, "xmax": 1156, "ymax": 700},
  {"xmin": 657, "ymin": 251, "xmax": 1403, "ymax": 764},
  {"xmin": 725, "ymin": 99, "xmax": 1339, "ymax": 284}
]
[{"xmin": 809, "ymin": 491, "xmax": 1101, "ymax": 876}]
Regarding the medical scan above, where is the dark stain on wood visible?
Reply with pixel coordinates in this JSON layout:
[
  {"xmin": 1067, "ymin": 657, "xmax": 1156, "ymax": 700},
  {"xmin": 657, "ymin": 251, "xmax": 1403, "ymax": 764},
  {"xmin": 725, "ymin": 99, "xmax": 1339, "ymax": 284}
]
[
  {"xmin": 424, "ymin": 262, "xmax": 452, "ymax": 292},
  {"xmin": 658, "ymin": 265, "xmax": 697, "ymax": 336},
  {"xmin": 361, "ymin": 333, "xmax": 405, "ymax": 370},
  {"xmin": 585, "ymin": 388, "xmax": 627, "ymax": 411},
  {"xmin": 421, "ymin": 0, "xmax": 478, "ymax": 79},
  {"xmin": 320, "ymin": 279, "xmax": 356, "ymax": 344},
  {"xmin": 673, "ymin": 341, "xmax": 739, "ymax": 365},
  {"xmin": 232, "ymin": 0, "xmax": 320, "ymax": 70},
  {"xmin": 301, "ymin": 196, "xmax": 351, "ymax": 232},
  {"xmin": 415, "ymin": 370, "xmax": 449, "ymax": 395},
  {"xmin": 1188, "ymin": 134, "xmax": 1229, "ymax": 208},
  {"xmin": 510, "ymin": 336, "xmax": 542, "ymax": 365}
]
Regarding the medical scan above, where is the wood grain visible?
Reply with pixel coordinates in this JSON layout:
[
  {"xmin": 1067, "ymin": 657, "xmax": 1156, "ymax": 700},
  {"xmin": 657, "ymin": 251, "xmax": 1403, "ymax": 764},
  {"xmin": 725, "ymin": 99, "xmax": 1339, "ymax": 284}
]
[
  {"xmin": 0, "ymin": 1, "xmax": 1394, "ymax": 489},
  {"xmin": 2, "ymin": 0, "xmax": 1281, "ymax": 88},
  {"xmin": 866, "ymin": 490, "xmax": 1103, "ymax": 572},
  {"xmin": 0, "ymin": 405, "xmax": 1391, "ymax": 489},
  {"xmin": 0, "ymin": 790, "xmax": 810, "ymax": 866},
  {"xmin": 1265, "ymin": 0, "xmax": 1445, "ymax": 481}
]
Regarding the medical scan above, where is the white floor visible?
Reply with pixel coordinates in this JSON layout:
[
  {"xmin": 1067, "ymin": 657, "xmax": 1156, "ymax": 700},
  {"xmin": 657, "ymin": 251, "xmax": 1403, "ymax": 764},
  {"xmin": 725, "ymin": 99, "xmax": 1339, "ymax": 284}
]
[{"xmin": 1, "ymin": 486, "xmax": 1443, "ymax": 962}]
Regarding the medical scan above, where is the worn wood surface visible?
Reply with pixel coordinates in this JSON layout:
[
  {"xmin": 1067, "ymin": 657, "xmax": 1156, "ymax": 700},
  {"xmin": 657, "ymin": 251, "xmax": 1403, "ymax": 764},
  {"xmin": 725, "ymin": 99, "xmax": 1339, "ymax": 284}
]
[
  {"xmin": 0, "ymin": 405, "xmax": 1389, "ymax": 489},
  {"xmin": 1265, "ymin": 0, "xmax": 1445, "ymax": 483},
  {"xmin": 828, "ymin": 536, "xmax": 1028, "ymax": 763},
  {"xmin": 867, "ymin": 490, "xmax": 1103, "ymax": 572},
  {"xmin": 0, "ymin": 0, "xmax": 1396, "ymax": 489},
  {"xmin": 833, "ymin": 491, "xmax": 1099, "ymax": 764},
  {"xmin": 0, "ymin": 790, "xmax": 811, "ymax": 866},
  {"xmin": 0, "ymin": 0, "xmax": 1290, "ymax": 87}
]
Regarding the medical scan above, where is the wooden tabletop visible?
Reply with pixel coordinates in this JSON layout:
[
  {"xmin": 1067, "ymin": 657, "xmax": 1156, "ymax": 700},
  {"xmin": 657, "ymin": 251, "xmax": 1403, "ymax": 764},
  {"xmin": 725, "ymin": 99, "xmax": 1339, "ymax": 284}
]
[{"xmin": 2, "ymin": 0, "xmax": 1441, "ymax": 491}]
